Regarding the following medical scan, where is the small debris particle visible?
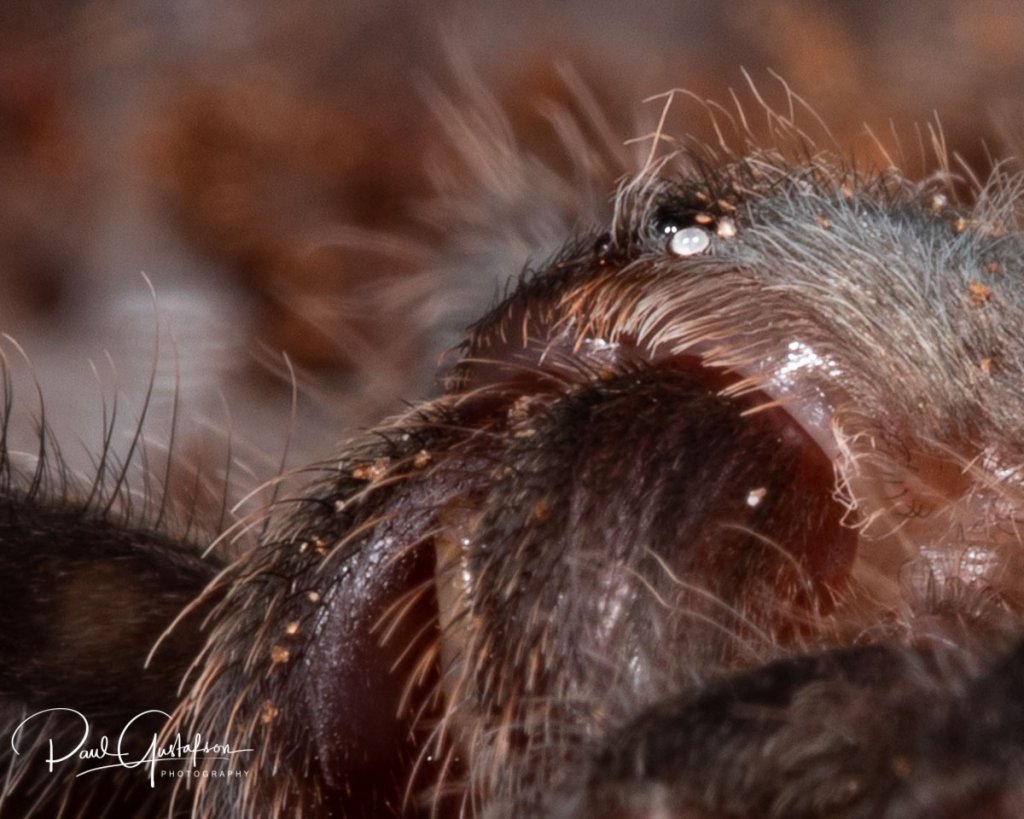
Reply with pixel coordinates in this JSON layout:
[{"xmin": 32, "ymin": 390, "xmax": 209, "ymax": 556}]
[
  {"xmin": 413, "ymin": 449, "xmax": 432, "ymax": 469},
  {"xmin": 953, "ymin": 217, "xmax": 967, "ymax": 233},
  {"xmin": 285, "ymin": 621, "xmax": 300, "ymax": 637},
  {"xmin": 979, "ymin": 357, "xmax": 993, "ymax": 375},
  {"xmin": 929, "ymin": 193, "xmax": 948, "ymax": 212},
  {"xmin": 986, "ymin": 261, "xmax": 1003, "ymax": 275},
  {"xmin": 334, "ymin": 498, "xmax": 347, "ymax": 513},
  {"xmin": 746, "ymin": 487, "xmax": 767, "ymax": 507},
  {"xmin": 980, "ymin": 220, "xmax": 1007, "ymax": 237},
  {"xmin": 531, "ymin": 500, "xmax": 551, "ymax": 522},
  {"xmin": 968, "ymin": 282, "xmax": 992, "ymax": 305},
  {"xmin": 313, "ymin": 537, "xmax": 328, "ymax": 555},
  {"xmin": 717, "ymin": 199, "xmax": 736, "ymax": 213},
  {"xmin": 261, "ymin": 701, "xmax": 280, "ymax": 724},
  {"xmin": 815, "ymin": 214, "xmax": 831, "ymax": 230},
  {"xmin": 508, "ymin": 395, "xmax": 535, "ymax": 424},
  {"xmin": 716, "ymin": 216, "xmax": 737, "ymax": 239},
  {"xmin": 694, "ymin": 212, "xmax": 714, "ymax": 225},
  {"xmin": 298, "ymin": 541, "xmax": 309, "ymax": 554},
  {"xmin": 271, "ymin": 645, "xmax": 291, "ymax": 665},
  {"xmin": 307, "ymin": 590, "xmax": 322, "ymax": 604},
  {"xmin": 352, "ymin": 457, "xmax": 390, "ymax": 481}
]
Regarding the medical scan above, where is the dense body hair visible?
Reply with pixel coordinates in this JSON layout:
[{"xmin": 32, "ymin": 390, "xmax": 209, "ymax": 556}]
[{"xmin": 5, "ymin": 88, "xmax": 1024, "ymax": 819}]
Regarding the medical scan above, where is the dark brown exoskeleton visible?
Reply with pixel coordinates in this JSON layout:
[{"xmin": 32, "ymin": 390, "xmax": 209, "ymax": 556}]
[{"xmin": 4, "ymin": 104, "xmax": 1024, "ymax": 819}]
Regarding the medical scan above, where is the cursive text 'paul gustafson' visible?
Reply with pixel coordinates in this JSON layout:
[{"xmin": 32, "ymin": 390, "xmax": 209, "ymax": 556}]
[{"xmin": 10, "ymin": 707, "xmax": 253, "ymax": 787}]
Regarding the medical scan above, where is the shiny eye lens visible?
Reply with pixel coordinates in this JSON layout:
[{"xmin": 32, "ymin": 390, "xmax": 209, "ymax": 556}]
[{"xmin": 667, "ymin": 226, "xmax": 711, "ymax": 256}]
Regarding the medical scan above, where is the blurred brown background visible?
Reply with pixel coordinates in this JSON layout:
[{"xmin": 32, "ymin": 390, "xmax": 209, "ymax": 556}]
[{"xmin": 2, "ymin": 0, "xmax": 1024, "ymax": 486}]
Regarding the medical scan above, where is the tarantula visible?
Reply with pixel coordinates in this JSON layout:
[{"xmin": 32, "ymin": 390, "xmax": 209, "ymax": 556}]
[{"xmin": 3, "ymin": 92, "xmax": 1024, "ymax": 819}]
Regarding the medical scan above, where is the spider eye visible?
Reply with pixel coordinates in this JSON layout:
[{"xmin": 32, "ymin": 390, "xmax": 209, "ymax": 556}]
[
  {"xmin": 667, "ymin": 225, "xmax": 712, "ymax": 257},
  {"xmin": 593, "ymin": 231, "xmax": 613, "ymax": 261}
]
